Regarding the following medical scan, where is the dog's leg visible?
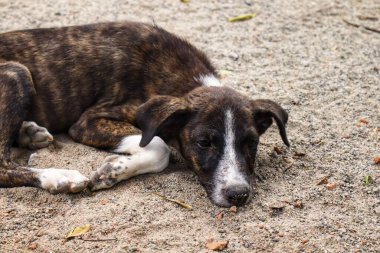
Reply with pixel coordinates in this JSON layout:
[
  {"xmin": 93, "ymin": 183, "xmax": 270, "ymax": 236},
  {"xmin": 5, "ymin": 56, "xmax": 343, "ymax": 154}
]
[
  {"xmin": 0, "ymin": 62, "xmax": 35, "ymax": 166},
  {"xmin": 0, "ymin": 62, "xmax": 89, "ymax": 192},
  {"xmin": 69, "ymin": 117, "xmax": 170, "ymax": 191},
  {"xmin": 17, "ymin": 121, "xmax": 54, "ymax": 149},
  {"xmin": 0, "ymin": 167, "xmax": 89, "ymax": 193}
]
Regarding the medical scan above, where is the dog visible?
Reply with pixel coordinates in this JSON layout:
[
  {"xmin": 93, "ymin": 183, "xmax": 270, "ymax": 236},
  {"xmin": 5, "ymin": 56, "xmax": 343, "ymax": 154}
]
[{"xmin": 0, "ymin": 22, "xmax": 289, "ymax": 207}]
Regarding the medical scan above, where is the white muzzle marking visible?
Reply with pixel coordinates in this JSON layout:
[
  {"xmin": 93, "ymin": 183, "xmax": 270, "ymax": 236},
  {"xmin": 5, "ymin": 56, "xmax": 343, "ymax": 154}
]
[{"xmin": 211, "ymin": 109, "xmax": 250, "ymax": 206}]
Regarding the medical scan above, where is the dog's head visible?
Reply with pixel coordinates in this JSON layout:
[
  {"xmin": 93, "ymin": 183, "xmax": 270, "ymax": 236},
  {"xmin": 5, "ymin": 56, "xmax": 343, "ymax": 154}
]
[{"xmin": 137, "ymin": 86, "xmax": 289, "ymax": 207}]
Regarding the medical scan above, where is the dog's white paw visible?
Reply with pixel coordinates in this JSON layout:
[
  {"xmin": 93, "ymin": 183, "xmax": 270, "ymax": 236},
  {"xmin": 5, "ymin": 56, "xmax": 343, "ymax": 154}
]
[
  {"xmin": 89, "ymin": 155, "xmax": 129, "ymax": 191},
  {"xmin": 18, "ymin": 121, "xmax": 54, "ymax": 150},
  {"xmin": 89, "ymin": 135, "xmax": 170, "ymax": 191},
  {"xmin": 32, "ymin": 168, "xmax": 89, "ymax": 194}
]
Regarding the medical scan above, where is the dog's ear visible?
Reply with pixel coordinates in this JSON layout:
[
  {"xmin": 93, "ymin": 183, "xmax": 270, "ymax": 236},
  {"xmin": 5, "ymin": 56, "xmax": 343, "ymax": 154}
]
[
  {"xmin": 136, "ymin": 96, "xmax": 192, "ymax": 147},
  {"xmin": 251, "ymin": 99, "xmax": 290, "ymax": 146}
]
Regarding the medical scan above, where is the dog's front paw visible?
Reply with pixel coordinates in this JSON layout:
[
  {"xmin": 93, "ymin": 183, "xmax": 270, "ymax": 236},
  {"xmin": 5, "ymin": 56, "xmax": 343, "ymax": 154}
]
[
  {"xmin": 89, "ymin": 155, "xmax": 129, "ymax": 191},
  {"xmin": 33, "ymin": 168, "xmax": 89, "ymax": 194},
  {"xmin": 18, "ymin": 121, "xmax": 54, "ymax": 149}
]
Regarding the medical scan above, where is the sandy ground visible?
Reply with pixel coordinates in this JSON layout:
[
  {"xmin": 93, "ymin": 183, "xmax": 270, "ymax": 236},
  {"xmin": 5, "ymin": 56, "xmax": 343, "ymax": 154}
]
[{"xmin": 0, "ymin": 0, "xmax": 379, "ymax": 252}]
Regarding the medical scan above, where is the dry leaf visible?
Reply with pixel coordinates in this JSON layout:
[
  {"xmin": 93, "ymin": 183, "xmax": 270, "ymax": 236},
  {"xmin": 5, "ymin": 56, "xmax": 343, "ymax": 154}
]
[
  {"xmin": 66, "ymin": 224, "xmax": 91, "ymax": 240},
  {"xmin": 317, "ymin": 175, "xmax": 330, "ymax": 185},
  {"xmin": 364, "ymin": 175, "xmax": 374, "ymax": 186},
  {"xmin": 152, "ymin": 193, "xmax": 192, "ymax": 209},
  {"xmin": 228, "ymin": 13, "xmax": 257, "ymax": 22},
  {"xmin": 206, "ymin": 239, "xmax": 229, "ymax": 251},
  {"xmin": 301, "ymin": 239, "xmax": 309, "ymax": 244},
  {"xmin": 229, "ymin": 205, "xmax": 237, "ymax": 213},
  {"xmin": 180, "ymin": 0, "xmax": 190, "ymax": 3},
  {"xmin": 326, "ymin": 182, "xmax": 337, "ymax": 190},
  {"xmin": 374, "ymin": 156, "xmax": 380, "ymax": 164},
  {"xmin": 294, "ymin": 200, "xmax": 303, "ymax": 209},
  {"xmin": 359, "ymin": 118, "xmax": 369, "ymax": 124},
  {"xmin": 274, "ymin": 146, "xmax": 282, "ymax": 155},
  {"xmin": 216, "ymin": 212, "xmax": 224, "ymax": 220}
]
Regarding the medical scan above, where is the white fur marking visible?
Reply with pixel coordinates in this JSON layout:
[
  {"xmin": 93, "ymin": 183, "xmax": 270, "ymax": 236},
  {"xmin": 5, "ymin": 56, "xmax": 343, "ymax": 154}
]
[
  {"xmin": 212, "ymin": 109, "xmax": 249, "ymax": 206},
  {"xmin": 90, "ymin": 135, "xmax": 170, "ymax": 191},
  {"xmin": 197, "ymin": 74, "xmax": 222, "ymax": 87},
  {"xmin": 31, "ymin": 168, "xmax": 89, "ymax": 193}
]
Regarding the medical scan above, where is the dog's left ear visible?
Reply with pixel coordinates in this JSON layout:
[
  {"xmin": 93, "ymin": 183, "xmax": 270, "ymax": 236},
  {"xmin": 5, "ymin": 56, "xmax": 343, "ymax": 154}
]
[
  {"xmin": 251, "ymin": 99, "xmax": 290, "ymax": 146},
  {"xmin": 136, "ymin": 96, "xmax": 192, "ymax": 147}
]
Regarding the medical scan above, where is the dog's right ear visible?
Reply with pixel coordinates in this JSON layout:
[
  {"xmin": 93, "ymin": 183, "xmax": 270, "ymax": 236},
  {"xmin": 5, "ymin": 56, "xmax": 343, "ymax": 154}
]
[{"xmin": 136, "ymin": 96, "xmax": 192, "ymax": 147}]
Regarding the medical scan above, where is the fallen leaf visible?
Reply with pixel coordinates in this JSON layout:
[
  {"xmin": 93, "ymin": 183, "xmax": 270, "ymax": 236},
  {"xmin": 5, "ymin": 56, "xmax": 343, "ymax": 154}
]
[
  {"xmin": 228, "ymin": 13, "xmax": 257, "ymax": 22},
  {"xmin": 152, "ymin": 193, "xmax": 192, "ymax": 209},
  {"xmin": 180, "ymin": 0, "xmax": 190, "ymax": 3},
  {"xmin": 216, "ymin": 212, "xmax": 224, "ymax": 220},
  {"xmin": 206, "ymin": 239, "xmax": 229, "ymax": 251},
  {"xmin": 374, "ymin": 156, "xmax": 380, "ymax": 164},
  {"xmin": 274, "ymin": 146, "xmax": 282, "ymax": 155},
  {"xmin": 317, "ymin": 175, "xmax": 330, "ymax": 185},
  {"xmin": 326, "ymin": 182, "xmax": 337, "ymax": 190},
  {"xmin": 229, "ymin": 206, "xmax": 237, "ymax": 213},
  {"xmin": 294, "ymin": 200, "xmax": 303, "ymax": 209},
  {"xmin": 66, "ymin": 224, "xmax": 91, "ymax": 240},
  {"xmin": 364, "ymin": 175, "xmax": 374, "ymax": 186},
  {"xmin": 359, "ymin": 118, "xmax": 369, "ymax": 124},
  {"xmin": 301, "ymin": 239, "xmax": 309, "ymax": 244}
]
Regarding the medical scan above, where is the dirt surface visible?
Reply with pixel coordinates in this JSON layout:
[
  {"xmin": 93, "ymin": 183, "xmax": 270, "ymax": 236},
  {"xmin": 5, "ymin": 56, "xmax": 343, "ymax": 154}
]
[{"xmin": 1, "ymin": 0, "xmax": 379, "ymax": 252}]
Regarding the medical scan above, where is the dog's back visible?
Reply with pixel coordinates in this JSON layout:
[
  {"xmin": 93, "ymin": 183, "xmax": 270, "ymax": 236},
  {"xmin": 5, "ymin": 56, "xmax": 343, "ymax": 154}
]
[{"xmin": 0, "ymin": 22, "xmax": 217, "ymax": 132}]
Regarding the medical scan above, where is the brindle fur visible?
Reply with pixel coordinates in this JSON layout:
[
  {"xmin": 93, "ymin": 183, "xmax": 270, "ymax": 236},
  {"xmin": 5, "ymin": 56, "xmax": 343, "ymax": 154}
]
[{"xmin": 0, "ymin": 22, "xmax": 289, "ymax": 200}]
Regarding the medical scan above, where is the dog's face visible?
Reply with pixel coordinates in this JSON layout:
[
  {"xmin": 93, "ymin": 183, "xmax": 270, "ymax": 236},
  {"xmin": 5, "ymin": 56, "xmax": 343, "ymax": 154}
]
[{"xmin": 137, "ymin": 87, "xmax": 289, "ymax": 207}]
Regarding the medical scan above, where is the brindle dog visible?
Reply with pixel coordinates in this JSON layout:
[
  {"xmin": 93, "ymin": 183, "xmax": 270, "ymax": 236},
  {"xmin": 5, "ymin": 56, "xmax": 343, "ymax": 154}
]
[{"xmin": 0, "ymin": 22, "xmax": 289, "ymax": 207}]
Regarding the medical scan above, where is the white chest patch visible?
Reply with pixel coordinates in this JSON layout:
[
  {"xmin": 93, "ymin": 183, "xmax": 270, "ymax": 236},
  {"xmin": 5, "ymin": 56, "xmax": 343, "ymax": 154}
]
[{"xmin": 197, "ymin": 74, "xmax": 222, "ymax": 87}]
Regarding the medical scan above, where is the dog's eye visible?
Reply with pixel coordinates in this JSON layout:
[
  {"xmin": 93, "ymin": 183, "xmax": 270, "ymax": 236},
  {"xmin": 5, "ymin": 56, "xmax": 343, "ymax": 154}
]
[{"xmin": 197, "ymin": 139, "xmax": 211, "ymax": 149}]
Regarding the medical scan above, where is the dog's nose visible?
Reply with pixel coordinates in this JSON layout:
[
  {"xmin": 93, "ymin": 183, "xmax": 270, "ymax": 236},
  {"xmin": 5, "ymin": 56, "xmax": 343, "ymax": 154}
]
[{"xmin": 225, "ymin": 187, "xmax": 249, "ymax": 206}]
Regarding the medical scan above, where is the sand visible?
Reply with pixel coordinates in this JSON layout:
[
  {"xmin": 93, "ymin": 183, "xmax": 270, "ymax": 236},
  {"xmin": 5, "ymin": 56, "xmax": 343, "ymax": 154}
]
[{"xmin": 0, "ymin": 0, "xmax": 379, "ymax": 252}]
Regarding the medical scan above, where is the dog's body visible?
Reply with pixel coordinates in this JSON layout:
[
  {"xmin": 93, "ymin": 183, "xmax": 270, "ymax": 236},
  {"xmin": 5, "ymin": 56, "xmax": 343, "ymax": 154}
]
[{"xmin": 0, "ymin": 22, "xmax": 289, "ymax": 206}]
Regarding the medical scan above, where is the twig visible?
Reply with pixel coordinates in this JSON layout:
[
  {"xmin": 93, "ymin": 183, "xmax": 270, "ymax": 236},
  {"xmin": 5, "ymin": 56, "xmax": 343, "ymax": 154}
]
[
  {"xmin": 151, "ymin": 192, "xmax": 193, "ymax": 209},
  {"xmin": 342, "ymin": 19, "xmax": 380, "ymax": 34},
  {"xmin": 80, "ymin": 238, "xmax": 117, "ymax": 242}
]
